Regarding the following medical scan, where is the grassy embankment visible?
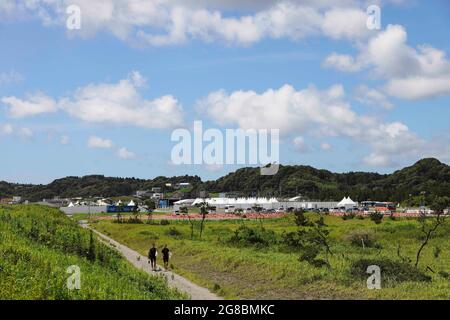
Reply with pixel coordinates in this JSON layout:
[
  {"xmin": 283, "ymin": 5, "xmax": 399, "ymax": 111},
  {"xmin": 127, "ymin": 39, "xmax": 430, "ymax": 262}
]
[
  {"xmin": 0, "ymin": 205, "xmax": 185, "ymax": 300},
  {"xmin": 92, "ymin": 213, "xmax": 450, "ymax": 299}
]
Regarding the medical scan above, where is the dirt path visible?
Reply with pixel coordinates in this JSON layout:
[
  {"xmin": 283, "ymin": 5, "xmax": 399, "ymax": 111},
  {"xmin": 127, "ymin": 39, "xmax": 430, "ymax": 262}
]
[{"xmin": 80, "ymin": 222, "xmax": 222, "ymax": 300}]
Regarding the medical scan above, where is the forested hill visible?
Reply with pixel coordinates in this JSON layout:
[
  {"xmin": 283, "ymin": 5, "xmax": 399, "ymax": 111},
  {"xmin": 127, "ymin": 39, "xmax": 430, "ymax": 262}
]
[
  {"xmin": 202, "ymin": 158, "xmax": 450, "ymax": 203},
  {"xmin": 0, "ymin": 158, "xmax": 449, "ymax": 204}
]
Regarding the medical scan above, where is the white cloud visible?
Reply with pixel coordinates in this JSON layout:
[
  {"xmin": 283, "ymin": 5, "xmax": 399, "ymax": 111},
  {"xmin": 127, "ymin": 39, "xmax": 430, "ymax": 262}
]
[
  {"xmin": 87, "ymin": 136, "xmax": 113, "ymax": 149},
  {"xmin": 354, "ymin": 85, "xmax": 393, "ymax": 109},
  {"xmin": 293, "ymin": 136, "xmax": 310, "ymax": 153},
  {"xmin": 59, "ymin": 72, "xmax": 184, "ymax": 129},
  {"xmin": 385, "ymin": 76, "xmax": 450, "ymax": 100},
  {"xmin": 1, "ymin": 92, "xmax": 57, "ymax": 118},
  {"xmin": 117, "ymin": 147, "xmax": 136, "ymax": 159},
  {"xmin": 323, "ymin": 53, "xmax": 364, "ymax": 72},
  {"xmin": 321, "ymin": 8, "xmax": 370, "ymax": 41},
  {"xmin": 198, "ymin": 83, "xmax": 434, "ymax": 167},
  {"xmin": 1, "ymin": 71, "xmax": 185, "ymax": 129},
  {"xmin": 197, "ymin": 84, "xmax": 355, "ymax": 135},
  {"xmin": 1, "ymin": 0, "xmax": 372, "ymax": 46},
  {"xmin": 325, "ymin": 24, "xmax": 450, "ymax": 100}
]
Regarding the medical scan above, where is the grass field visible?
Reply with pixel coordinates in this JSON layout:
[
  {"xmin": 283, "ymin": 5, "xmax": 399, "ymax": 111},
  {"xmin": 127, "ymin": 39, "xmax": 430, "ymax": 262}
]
[
  {"xmin": 0, "ymin": 205, "xmax": 185, "ymax": 300},
  {"xmin": 92, "ymin": 213, "xmax": 450, "ymax": 299}
]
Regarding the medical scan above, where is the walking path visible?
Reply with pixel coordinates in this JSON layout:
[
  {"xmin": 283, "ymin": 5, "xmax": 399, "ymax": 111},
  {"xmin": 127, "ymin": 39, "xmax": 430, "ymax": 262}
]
[{"xmin": 80, "ymin": 222, "xmax": 222, "ymax": 300}]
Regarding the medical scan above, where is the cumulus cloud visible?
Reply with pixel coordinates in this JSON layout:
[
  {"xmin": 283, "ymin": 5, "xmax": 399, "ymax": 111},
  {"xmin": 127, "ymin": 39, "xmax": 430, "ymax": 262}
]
[
  {"xmin": 0, "ymin": 0, "xmax": 372, "ymax": 46},
  {"xmin": 1, "ymin": 92, "xmax": 57, "ymax": 118},
  {"xmin": 117, "ymin": 147, "xmax": 136, "ymax": 159},
  {"xmin": 354, "ymin": 85, "xmax": 393, "ymax": 109},
  {"xmin": 325, "ymin": 24, "xmax": 450, "ymax": 100},
  {"xmin": 59, "ymin": 72, "xmax": 184, "ymax": 129},
  {"xmin": 87, "ymin": 136, "xmax": 113, "ymax": 149},
  {"xmin": 293, "ymin": 136, "xmax": 310, "ymax": 153},
  {"xmin": 1, "ymin": 71, "xmax": 184, "ymax": 129},
  {"xmin": 198, "ymin": 83, "xmax": 437, "ymax": 167},
  {"xmin": 0, "ymin": 124, "xmax": 35, "ymax": 140}
]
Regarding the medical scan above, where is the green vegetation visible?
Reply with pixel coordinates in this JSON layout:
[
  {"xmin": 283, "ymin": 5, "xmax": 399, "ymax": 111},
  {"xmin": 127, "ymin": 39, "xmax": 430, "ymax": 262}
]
[
  {"xmin": 1, "ymin": 158, "xmax": 449, "ymax": 204},
  {"xmin": 0, "ymin": 205, "xmax": 184, "ymax": 300},
  {"xmin": 93, "ymin": 212, "xmax": 450, "ymax": 299}
]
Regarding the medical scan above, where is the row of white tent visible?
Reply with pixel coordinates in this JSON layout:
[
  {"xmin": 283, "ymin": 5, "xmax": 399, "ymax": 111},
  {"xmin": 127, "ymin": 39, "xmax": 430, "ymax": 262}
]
[
  {"xmin": 190, "ymin": 197, "xmax": 279, "ymax": 206},
  {"xmin": 68, "ymin": 199, "xmax": 136, "ymax": 207}
]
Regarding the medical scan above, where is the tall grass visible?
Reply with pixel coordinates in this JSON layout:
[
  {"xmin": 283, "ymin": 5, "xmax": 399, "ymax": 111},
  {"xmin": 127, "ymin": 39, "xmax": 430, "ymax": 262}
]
[
  {"xmin": 93, "ymin": 214, "xmax": 450, "ymax": 299},
  {"xmin": 0, "ymin": 205, "xmax": 184, "ymax": 300}
]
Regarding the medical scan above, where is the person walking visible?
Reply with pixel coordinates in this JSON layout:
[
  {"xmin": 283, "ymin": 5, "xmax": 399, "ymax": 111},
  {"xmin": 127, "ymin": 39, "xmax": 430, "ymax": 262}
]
[
  {"xmin": 161, "ymin": 244, "xmax": 170, "ymax": 270},
  {"xmin": 148, "ymin": 243, "xmax": 158, "ymax": 271}
]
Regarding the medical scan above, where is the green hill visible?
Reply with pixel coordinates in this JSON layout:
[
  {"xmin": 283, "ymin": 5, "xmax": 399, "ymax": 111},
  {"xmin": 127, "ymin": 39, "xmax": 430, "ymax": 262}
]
[
  {"xmin": 0, "ymin": 158, "xmax": 449, "ymax": 204},
  {"xmin": 202, "ymin": 158, "xmax": 450, "ymax": 203},
  {"xmin": 0, "ymin": 205, "xmax": 184, "ymax": 300}
]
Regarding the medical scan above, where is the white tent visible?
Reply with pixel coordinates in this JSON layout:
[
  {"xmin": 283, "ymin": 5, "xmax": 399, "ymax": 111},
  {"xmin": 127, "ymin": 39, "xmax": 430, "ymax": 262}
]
[
  {"xmin": 192, "ymin": 197, "xmax": 278, "ymax": 207},
  {"xmin": 174, "ymin": 199, "xmax": 195, "ymax": 205},
  {"xmin": 128, "ymin": 200, "xmax": 136, "ymax": 206},
  {"xmin": 68, "ymin": 202, "xmax": 75, "ymax": 207},
  {"xmin": 116, "ymin": 200, "xmax": 122, "ymax": 206},
  {"xmin": 337, "ymin": 197, "xmax": 357, "ymax": 208}
]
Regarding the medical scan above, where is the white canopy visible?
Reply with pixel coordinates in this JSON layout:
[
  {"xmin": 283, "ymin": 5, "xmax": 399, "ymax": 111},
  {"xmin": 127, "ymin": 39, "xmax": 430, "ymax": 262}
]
[
  {"xmin": 128, "ymin": 200, "xmax": 136, "ymax": 206},
  {"xmin": 174, "ymin": 199, "xmax": 195, "ymax": 205},
  {"xmin": 192, "ymin": 197, "xmax": 278, "ymax": 206},
  {"xmin": 68, "ymin": 202, "xmax": 75, "ymax": 207},
  {"xmin": 337, "ymin": 196, "xmax": 357, "ymax": 207}
]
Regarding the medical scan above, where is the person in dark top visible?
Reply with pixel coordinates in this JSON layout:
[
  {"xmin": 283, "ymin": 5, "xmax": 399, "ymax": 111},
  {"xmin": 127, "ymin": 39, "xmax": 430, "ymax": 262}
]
[
  {"xmin": 161, "ymin": 245, "xmax": 170, "ymax": 270},
  {"xmin": 148, "ymin": 243, "xmax": 157, "ymax": 271}
]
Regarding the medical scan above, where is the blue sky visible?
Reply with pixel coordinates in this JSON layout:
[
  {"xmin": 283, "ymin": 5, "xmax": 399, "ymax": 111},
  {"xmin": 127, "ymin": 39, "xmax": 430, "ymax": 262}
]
[{"xmin": 0, "ymin": 0, "xmax": 449, "ymax": 184}]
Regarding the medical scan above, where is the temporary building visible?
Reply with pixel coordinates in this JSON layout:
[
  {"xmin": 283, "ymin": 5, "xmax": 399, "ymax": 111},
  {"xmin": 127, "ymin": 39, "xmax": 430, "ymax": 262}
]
[
  {"xmin": 337, "ymin": 197, "xmax": 357, "ymax": 208},
  {"xmin": 128, "ymin": 200, "xmax": 136, "ymax": 207}
]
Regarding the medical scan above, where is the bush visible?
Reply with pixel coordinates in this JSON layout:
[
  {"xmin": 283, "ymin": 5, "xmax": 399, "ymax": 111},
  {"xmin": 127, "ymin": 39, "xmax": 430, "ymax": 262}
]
[
  {"xmin": 342, "ymin": 213, "xmax": 356, "ymax": 220},
  {"xmin": 299, "ymin": 246, "xmax": 328, "ymax": 268},
  {"xmin": 345, "ymin": 230, "xmax": 378, "ymax": 248},
  {"xmin": 160, "ymin": 219, "xmax": 170, "ymax": 226},
  {"xmin": 369, "ymin": 212, "xmax": 384, "ymax": 224},
  {"xmin": 228, "ymin": 226, "xmax": 277, "ymax": 248},
  {"xmin": 166, "ymin": 227, "xmax": 182, "ymax": 238},
  {"xmin": 281, "ymin": 231, "xmax": 301, "ymax": 249},
  {"xmin": 350, "ymin": 259, "xmax": 431, "ymax": 283}
]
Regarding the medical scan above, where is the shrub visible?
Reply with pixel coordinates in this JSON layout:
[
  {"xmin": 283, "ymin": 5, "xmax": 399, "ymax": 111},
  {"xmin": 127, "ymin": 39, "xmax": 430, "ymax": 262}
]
[
  {"xmin": 342, "ymin": 213, "xmax": 356, "ymax": 220},
  {"xmin": 350, "ymin": 259, "xmax": 431, "ymax": 283},
  {"xmin": 299, "ymin": 246, "xmax": 328, "ymax": 268},
  {"xmin": 281, "ymin": 231, "xmax": 301, "ymax": 249},
  {"xmin": 160, "ymin": 219, "xmax": 170, "ymax": 226},
  {"xmin": 166, "ymin": 227, "xmax": 182, "ymax": 238},
  {"xmin": 228, "ymin": 225, "xmax": 277, "ymax": 248},
  {"xmin": 369, "ymin": 212, "xmax": 384, "ymax": 224},
  {"xmin": 345, "ymin": 229, "xmax": 378, "ymax": 248}
]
